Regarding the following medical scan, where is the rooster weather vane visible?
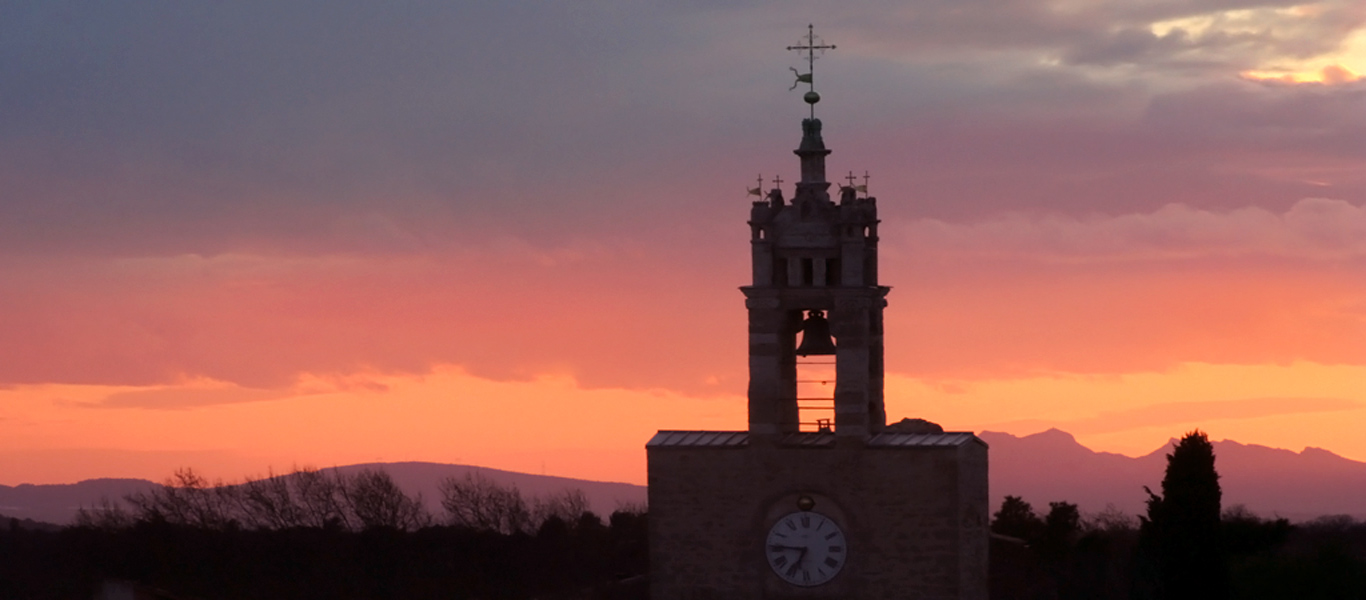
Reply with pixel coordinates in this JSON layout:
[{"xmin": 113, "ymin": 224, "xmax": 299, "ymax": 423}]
[{"xmin": 787, "ymin": 24, "xmax": 835, "ymax": 119}]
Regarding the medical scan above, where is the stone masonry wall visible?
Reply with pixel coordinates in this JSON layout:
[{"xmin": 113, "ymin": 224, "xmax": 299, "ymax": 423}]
[{"xmin": 648, "ymin": 440, "xmax": 988, "ymax": 600}]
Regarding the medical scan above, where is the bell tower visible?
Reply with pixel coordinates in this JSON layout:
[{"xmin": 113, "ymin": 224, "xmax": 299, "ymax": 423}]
[
  {"xmin": 742, "ymin": 116, "xmax": 888, "ymax": 442},
  {"xmin": 646, "ymin": 25, "xmax": 988, "ymax": 600}
]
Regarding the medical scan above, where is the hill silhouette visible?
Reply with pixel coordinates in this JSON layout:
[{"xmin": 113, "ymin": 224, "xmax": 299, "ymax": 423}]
[
  {"xmin": 983, "ymin": 429, "xmax": 1366, "ymax": 521},
  {"xmin": 0, "ymin": 478, "xmax": 159, "ymax": 526},
  {"xmin": 1, "ymin": 463, "xmax": 645, "ymax": 526},
  {"xmin": 8, "ymin": 432, "xmax": 1366, "ymax": 525}
]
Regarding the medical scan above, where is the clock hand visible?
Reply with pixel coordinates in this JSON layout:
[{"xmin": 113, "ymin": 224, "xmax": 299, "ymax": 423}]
[{"xmin": 768, "ymin": 544, "xmax": 806, "ymax": 551}]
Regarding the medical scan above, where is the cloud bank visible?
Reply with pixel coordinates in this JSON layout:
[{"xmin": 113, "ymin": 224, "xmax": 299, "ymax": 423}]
[
  {"xmin": 900, "ymin": 197, "xmax": 1366, "ymax": 261},
  {"xmin": 1, "ymin": 200, "xmax": 1360, "ymax": 397}
]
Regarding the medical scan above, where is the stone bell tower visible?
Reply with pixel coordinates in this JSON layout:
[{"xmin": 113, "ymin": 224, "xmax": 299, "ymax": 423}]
[
  {"xmin": 647, "ymin": 25, "xmax": 988, "ymax": 600},
  {"xmin": 743, "ymin": 116, "xmax": 888, "ymax": 443}
]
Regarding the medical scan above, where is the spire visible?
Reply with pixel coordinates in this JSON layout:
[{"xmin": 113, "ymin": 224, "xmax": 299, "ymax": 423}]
[{"xmin": 786, "ymin": 25, "xmax": 835, "ymax": 195}]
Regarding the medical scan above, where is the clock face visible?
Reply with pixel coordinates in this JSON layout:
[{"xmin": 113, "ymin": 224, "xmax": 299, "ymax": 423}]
[{"xmin": 765, "ymin": 511, "xmax": 847, "ymax": 586}]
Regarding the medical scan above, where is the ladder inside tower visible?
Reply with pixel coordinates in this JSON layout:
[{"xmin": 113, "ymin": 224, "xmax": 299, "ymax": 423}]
[{"xmin": 796, "ymin": 358, "xmax": 836, "ymax": 432}]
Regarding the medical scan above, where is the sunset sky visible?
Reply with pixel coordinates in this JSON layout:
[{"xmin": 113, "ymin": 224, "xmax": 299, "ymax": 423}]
[{"xmin": 2, "ymin": 1, "xmax": 1363, "ymax": 487}]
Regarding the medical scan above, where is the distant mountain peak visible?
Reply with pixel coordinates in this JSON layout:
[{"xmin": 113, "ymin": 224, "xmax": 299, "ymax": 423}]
[
  {"xmin": 1030, "ymin": 428, "xmax": 1077, "ymax": 442},
  {"xmin": 988, "ymin": 428, "xmax": 1089, "ymax": 453},
  {"xmin": 1300, "ymin": 446, "xmax": 1346, "ymax": 460}
]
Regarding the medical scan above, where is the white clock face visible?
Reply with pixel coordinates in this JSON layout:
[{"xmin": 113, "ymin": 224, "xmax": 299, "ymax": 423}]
[{"xmin": 765, "ymin": 511, "xmax": 847, "ymax": 586}]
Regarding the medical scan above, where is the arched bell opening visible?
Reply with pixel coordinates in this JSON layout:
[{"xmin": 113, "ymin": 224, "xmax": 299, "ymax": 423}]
[{"xmin": 795, "ymin": 309, "xmax": 837, "ymax": 432}]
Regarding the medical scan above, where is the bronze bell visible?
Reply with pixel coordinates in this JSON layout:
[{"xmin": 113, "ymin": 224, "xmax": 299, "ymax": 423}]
[{"xmin": 795, "ymin": 310, "xmax": 837, "ymax": 356}]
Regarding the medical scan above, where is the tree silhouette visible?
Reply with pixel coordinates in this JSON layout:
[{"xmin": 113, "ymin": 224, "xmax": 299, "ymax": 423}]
[
  {"xmin": 992, "ymin": 495, "xmax": 1045, "ymax": 543},
  {"xmin": 1140, "ymin": 430, "xmax": 1229, "ymax": 600},
  {"xmin": 235, "ymin": 468, "xmax": 307, "ymax": 530},
  {"xmin": 340, "ymin": 469, "xmax": 431, "ymax": 531},
  {"xmin": 1041, "ymin": 501, "xmax": 1080, "ymax": 555},
  {"xmin": 533, "ymin": 488, "xmax": 591, "ymax": 526},
  {"xmin": 439, "ymin": 472, "xmax": 532, "ymax": 534},
  {"xmin": 124, "ymin": 468, "xmax": 238, "ymax": 529}
]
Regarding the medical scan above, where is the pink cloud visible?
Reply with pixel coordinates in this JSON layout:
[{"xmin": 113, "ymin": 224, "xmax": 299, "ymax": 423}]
[
  {"xmin": 895, "ymin": 197, "xmax": 1366, "ymax": 261},
  {"xmin": 0, "ymin": 200, "xmax": 1360, "ymax": 397}
]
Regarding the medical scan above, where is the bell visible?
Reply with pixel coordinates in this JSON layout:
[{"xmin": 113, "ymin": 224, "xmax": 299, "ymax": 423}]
[{"xmin": 795, "ymin": 310, "xmax": 837, "ymax": 356}]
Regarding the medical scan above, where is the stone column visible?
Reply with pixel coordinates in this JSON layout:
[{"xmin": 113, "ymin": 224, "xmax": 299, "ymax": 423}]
[
  {"xmin": 831, "ymin": 297, "xmax": 871, "ymax": 442},
  {"xmin": 841, "ymin": 236, "xmax": 865, "ymax": 286},
  {"xmin": 867, "ymin": 299, "xmax": 887, "ymax": 432},
  {"xmin": 746, "ymin": 297, "xmax": 800, "ymax": 440},
  {"xmin": 751, "ymin": 239, "xmax": 773, "ymax": 287}
]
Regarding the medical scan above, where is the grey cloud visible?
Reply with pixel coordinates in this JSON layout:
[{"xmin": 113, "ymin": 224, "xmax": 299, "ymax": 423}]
[
  {"xmin": 0, "ymin": 0, "xmax": 713, "ymax": 253},
  {"xmin": 0, "ymin": 0, "xmax": 1362, "ymax": 256},
  {"xmin": 1060, "ymin": 4, "xmax": 1363, "ymax": 71},
  {"xmin": 892, "ymin": 198, "xmax": 1366, "ymax": 262},
  {"xmin": 829, "ymin": 0, "xmax": 1362, "ymax": 74},
  {"xmin": 1062, "ymin": 28, "xmax": 1185, "ymax": 67},
  {"xmin": 1141, "ymin": 78, "xmax": 1366, "ymax": 162}
]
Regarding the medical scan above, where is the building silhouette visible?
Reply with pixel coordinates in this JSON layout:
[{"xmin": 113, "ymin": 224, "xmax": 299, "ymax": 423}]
[{"xmin": 647, "ymin": 52, "xmax": 990, "ymax": 599}]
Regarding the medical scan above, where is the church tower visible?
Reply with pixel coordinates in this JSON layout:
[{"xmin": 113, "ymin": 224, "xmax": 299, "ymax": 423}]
[
  {"xmin": 647, "ymin": 26, "xmax": 988, "ymax": 600},
  {"xmin": 743, "ymin": 114, "xmax": 887, "ymax": 443}
]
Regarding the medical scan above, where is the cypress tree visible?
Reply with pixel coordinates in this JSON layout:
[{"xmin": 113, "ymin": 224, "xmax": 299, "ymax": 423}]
[{"xmin": 1140, "ymin": 430, "xmax": 1229, "ymax": 600}]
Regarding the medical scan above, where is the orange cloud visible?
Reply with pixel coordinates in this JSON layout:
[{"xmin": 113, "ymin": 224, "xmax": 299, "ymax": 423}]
[
  {"xmin": 0, "ymin": 368, "xmax": 745, "ymax": 486},
  {"xmin": 880, "ymin": 198, "xmax": 1366, "ymax": 380},
  {"xmin": 1242, "ymin": 64, "xmax": 1363, "ymax": 84}
]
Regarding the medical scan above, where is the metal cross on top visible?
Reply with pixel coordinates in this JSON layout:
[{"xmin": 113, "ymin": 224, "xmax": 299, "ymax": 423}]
[{"xmin": 787, "ymin": 24, "xmax": 835, "ymax": 118}]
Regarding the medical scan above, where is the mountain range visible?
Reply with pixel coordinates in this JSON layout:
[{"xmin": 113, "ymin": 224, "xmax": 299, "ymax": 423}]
[
  {"xmin": 982, "ymin": 429, "xmax": 1366, "ymax": 522},
  {"xmin": 4, "ymin": 429, "xmax": 1363, "ymax": 526}
]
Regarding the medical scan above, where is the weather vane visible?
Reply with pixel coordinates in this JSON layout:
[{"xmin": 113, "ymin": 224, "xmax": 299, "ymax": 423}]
[
  {"xmin": 841, "ymin": 170, "xmax": 869, "ymax": 198},
  {"xmin": 747, "ymin": 174, "xmax": 764, "ymax": 198},
  {"xmin": 787, "ymin": 24, "xmax": 835, "ymax": 119}
]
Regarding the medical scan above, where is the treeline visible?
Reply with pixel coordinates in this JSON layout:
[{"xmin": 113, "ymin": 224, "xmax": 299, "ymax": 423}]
[
  {"xmin": 74, "ymin": 467, "xmax": 605, "ymax": 534},
  {"xmin": 7, "ymin": 434, "xmax": 1366, "ymax": 599},
  {"xmin": 989, "ymin": 431, "xmax": 1366, "ymax": 599},
  {"xmin": 0, "ymin": 467, "xmax": 648, "ymax": 600}
]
